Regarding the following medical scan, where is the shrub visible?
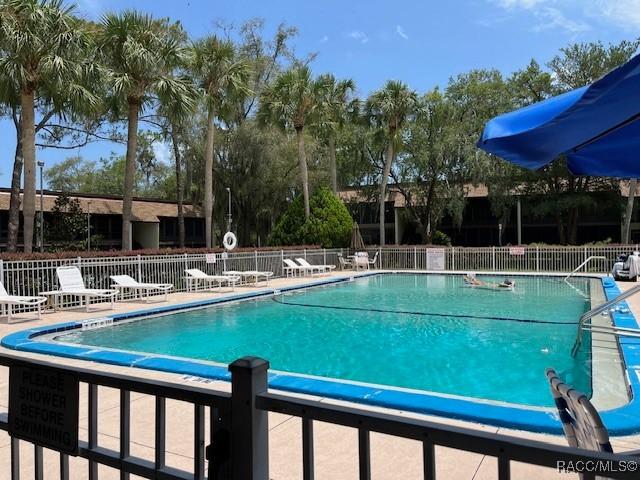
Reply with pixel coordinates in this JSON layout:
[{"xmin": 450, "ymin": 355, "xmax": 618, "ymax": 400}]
[
  {"xmin": 269, "ymin": 187, "xmax": 352, "ymax": 248},
  {"xmin": 431, "ymin": 230, "xmax": 451, "ymax": 246}
]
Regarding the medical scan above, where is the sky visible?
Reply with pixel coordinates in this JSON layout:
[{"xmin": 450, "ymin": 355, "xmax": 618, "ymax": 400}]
[{"xmin": 0, "ymin": 0, "xmax": 638, "ymax": 187}]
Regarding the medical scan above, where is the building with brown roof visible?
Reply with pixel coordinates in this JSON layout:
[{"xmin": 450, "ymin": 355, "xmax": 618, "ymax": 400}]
[
  {"xmin": 0, "ymin": 189, "xmax": 205, "ymax": 250},
  {"xmin": 339, "ymin": 183, "xmax": 627, "ymax": 246}
]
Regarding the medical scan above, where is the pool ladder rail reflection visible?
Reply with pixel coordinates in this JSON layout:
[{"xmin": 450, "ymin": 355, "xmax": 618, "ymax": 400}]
[{"xmin": 571, "ymin": 283, "xmax": 640, "ymax": 357}]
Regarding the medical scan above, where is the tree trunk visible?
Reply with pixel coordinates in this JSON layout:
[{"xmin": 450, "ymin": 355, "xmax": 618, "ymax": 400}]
[
  {"xmin": 379, "ymin": 141, "xmax": 394, "ymax": 246},
  {"xmin": 328, "ymin": 135, "xmax": 337, "ymax": 194},
  {"xmin": 295, "ymin": 127, "xmax": 310, "ymax": 219},
  {"xmin": 623, "ymin": 179, "xmax": 637, "ymax": 244},
  {"xmin": 204, "ymin": 107, "xmax": 215, "ymax": 248},
  {"xmin": 21, "ymin": 91, "xmax": 36, "ymax": 253},
  {"xmin": 7, "ymin": 117, "xmax": 23, "ymax": 252},
  {"xmin": 568, "ymin": 207, "xmax": 579, "ymax": 245},
  {"xmin": 122, "ymin": 100, "xmax": 140, "ymax": 251},
  {"xmin": 185, "ymin": 148, "xmax": 193, "ymax": 201},
  {"xmin": 171, "ymin": 125, "xmax": 185, "ymax": 248},
  {"xmin": 555, "ymin": 212, "xmax": 566, "ymax": 245}
]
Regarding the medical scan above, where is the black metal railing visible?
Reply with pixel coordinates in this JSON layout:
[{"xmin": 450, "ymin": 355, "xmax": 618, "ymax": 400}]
[
  {"xmin": 0, "ymin": 351, "xmax": 233, "ymax": 480},
  {"xmin": 1, "ymin": 352, "xmax": 638, "ymax": 480}
]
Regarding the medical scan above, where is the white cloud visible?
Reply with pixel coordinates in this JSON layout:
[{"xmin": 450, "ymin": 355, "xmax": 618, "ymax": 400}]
[
  {"xmin": 594, "ymin": 0, "xmax": 640, "ymax": 30},
  {"xmin": 348, "ymin": 31, "xmax": 369, "ymax": 44},
  {"xmin": 532, "ymin": 6, "xmax": 590, "ymax": 33},
  {"xmin": 320, "ymin": 35, "xmax": 329, "ymax": 43},
  {"xmin": 488, "ymin": 0, "xmax": 590, "ymax": 34},
  {"xmin": 493, "ymin": 0, "xmax": 548, "ymax": 8},
  {"xmin": 153, "ymin": 141, "xmax": 172, "ymax": 166},
  {"xmin": 396, "ymin": 25, "xmax": 409, "ymax": 40},
  {"xmin": 489, "ymin": 0, "xmax": 640, "ymax": 30}
]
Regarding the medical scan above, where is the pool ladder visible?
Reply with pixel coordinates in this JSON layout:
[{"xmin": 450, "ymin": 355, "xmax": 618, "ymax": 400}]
[
  {"xmin": 571, "ymin": 283, "xmax": 640, "ymax": 357},
  {"xmin": 564, "ymin": 256, "xmax": 607, "ymax": 282}
]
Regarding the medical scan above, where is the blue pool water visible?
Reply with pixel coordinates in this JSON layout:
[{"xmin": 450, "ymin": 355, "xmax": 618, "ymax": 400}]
[{"xmin": 57, "ymin": 274, "xmax": 592, "ymax": 407}]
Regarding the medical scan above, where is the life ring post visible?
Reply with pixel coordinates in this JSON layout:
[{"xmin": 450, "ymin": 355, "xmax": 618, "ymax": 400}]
[{"xmin": 223, "ymin": 231, "xmax": 238, "ymax": 250}]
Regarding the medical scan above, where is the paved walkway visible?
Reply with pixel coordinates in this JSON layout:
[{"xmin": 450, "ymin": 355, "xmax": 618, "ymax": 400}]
[{"xmin": 0, "ymin": 272, "xmax": 638, "ymax": 479}]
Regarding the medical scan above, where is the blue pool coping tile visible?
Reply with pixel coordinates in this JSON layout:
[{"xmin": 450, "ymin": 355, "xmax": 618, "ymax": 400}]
[{"xmin": 3, "ymin": 272, "xmax": 640, "ymax": 436}]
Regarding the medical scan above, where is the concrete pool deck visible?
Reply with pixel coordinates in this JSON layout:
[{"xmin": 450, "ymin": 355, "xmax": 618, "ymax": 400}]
[{"xmin": 0, "ymin": 271, "xmax": 639, "ymax": 479}]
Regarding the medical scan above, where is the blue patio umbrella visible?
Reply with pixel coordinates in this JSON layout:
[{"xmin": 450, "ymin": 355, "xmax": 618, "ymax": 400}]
[{"xmin": 477, "ymin": 53, "xmax": 640, "ymax": 177}]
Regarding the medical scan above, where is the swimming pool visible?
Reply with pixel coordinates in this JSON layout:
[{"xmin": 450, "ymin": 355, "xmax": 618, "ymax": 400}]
[
  {"xmin": 62, "ymin": 273, "xmax": 590, "ymax": 406},
  {"xmin": 4, "ymin": 272, "xmax": 639, "ymax": 434}
]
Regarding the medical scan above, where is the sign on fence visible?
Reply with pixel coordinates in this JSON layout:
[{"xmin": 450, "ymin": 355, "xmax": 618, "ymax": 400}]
[
  {"xmin": 205, "ymin": 253, "xmax": 217, "ymax": 264},
  {"xmin": 9, "ymin": 365, "xmax": 79, "ymax": 454},
  {"xmin": 509, "ymin": 246, "xmax": 525, "ymax": 256},
  {"xmin": 426, "ymin": 248, "xmax": 446, "ymax": 270}
]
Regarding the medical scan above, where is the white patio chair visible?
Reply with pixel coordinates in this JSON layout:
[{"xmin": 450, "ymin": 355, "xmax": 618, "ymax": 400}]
[
  {"xmin": 295, "ymin": 258, "xmax": 336, "ymax": 275},
  {"xmin": 184, "ymin": 269, "xmax": 239, "ymax": 292},
  {"xmin": 367, "ymin": 252, "xmax": 379, "ymax": 269},
  {"xmin": 283, "ymin": 258, "xmax": 312, "ymax": 277},
  {"xmin": 223, "ymin": 270, "xmax": 273, "ymax": 286},
  {"xmin": 110, "ymin": 275, "xmax": 173, "ymax": 303},
  {"xmin": 353, "ymin": 252, "xmax": 370, "ymax": 271},
  {"xmin": 43, "ymin": 266, "xmax": 119, "ymax": 312},
  {"xmin": 338, "ymin": 254, "xmax": 354, "ymax": 271},
  {"xmin": 0, "ymin": 283, "xmax": 47, "ymax": 322}
]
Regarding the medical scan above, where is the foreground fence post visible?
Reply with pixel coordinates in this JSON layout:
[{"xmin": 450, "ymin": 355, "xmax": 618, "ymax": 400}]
[{"xmin": 229, "ymin": 357, "xmax": 269, "ymax": 480}]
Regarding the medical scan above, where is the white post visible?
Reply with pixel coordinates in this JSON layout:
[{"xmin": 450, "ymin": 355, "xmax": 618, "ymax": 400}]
[
  {"xmin": 379, "ymin": 247, "xmax": 383, "ymax": 270},
  {"xmin": 136, "ymin": 254, "xmax": 141, "ymax": 281},
  {"xmin": 304, "ymin": 248, "xmax": 307, "ymax": 260},
  {"xmin": 516, "ymin": 198, "xmax": 522, "ymax": 245},
  {"xmin": 536, "ymin": 246, "xmax": 540, "ymax": 272},
  {"xmin": 281, "ymin": 250, "xmax": 284, "ymax": 277},
  {"xmin": 414, "ymin": 246, "xmax": 417, "ymax": 270},
  {"xmin": 492, "ymin": 246, "xmax": 496, "ymax": 271},
  {"xmin": 255, "ymin": 250, "xmax": 259, "ymax": 271},
  {"xmin": 451, "ymin": 247, "xmax": 455, "ymax": 271}
]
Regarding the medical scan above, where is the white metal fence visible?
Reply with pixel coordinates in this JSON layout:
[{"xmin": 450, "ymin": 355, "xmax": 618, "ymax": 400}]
[
  {"xmin": 0, "ymin": 245, "xmax": 633, "ymax": 312},
  {"xmin": 367, "ymin": 245, "xmax": 633, "ymax": 274}
]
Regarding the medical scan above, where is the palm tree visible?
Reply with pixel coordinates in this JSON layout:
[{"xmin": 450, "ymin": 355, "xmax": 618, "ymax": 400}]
[
  {"xmin": 316, "ymin": 74, "xmax": 355, "ymax": 193},
  {"xmin": 366, "ymin": 80, "xmax": 418, "ymax": 245},
  {"xmin": 189, "ymin": 36, "xmax": 250, "ymax": 247},
  {"xmin": 0, "ymin": 0, "xmax": 97, "ymax": 252},
  {"xmin": 0, "ymin": 74, "xmax": 22, "ymax": 252},
  {"xmin": 624, "ymin": 179, "xmax": 637, "ymax": 243},
  {"xmin": 157, "ymin": 92, "xmax": 198, "ymax": 249},
  {"xmin": 99, "ymin": 11, "xmax": 195, "ymax": 250},
  {"xmin": 258, "ymin": 66, "xmax": 325, "ymax": 219}
]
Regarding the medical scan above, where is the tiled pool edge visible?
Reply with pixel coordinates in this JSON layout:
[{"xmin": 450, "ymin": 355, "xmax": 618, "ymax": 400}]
[{"xmin": 3, "ymin": 273, "xmax": 640, "ymax": 436}]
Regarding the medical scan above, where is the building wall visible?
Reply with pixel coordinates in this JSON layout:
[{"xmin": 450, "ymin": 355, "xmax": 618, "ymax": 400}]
[
  {"xmin": 0, "ymin": 212, "xmax": 206, "ymax": 251},
  {"xmin": 132, "ymin": 222, "xmax": 159, "ymax": 249},
  {"xmin": 347, "ymin": 196, "xmax": 623, "ymax": 246}
]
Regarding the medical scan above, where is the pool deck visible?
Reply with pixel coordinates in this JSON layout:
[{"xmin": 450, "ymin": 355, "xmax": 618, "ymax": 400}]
[{"xmin": 1, "ymin": 271, "xmax": 639, "ymax": 479}]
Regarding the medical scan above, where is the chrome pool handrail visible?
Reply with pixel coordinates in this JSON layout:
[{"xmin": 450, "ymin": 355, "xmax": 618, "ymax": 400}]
[
  {"xmin": 563, "ymin": 255, "xmax": 607, "ymax": 282},
  {"xmin": 571, "ymin": 283, "xmax": 640, "ymax": 357}
]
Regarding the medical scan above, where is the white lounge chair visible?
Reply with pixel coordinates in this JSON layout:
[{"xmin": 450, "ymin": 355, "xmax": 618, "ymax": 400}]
[
  {"xmin": 40, "ymin": 266, "xmax": 119, "ymax": 312},
  {"xmin": 223, "ymin": 270, "xmax": 273, "ymax": 286},
  {"xmin": 0, "ymin": 283, "xmax": 47, "ymax": 322},
  {"xmin": 184, "ymin": 269, "xmax": 240, "ymax": 292},
  {"xmin": 110, "ymin": 275, "xmax": 173, "ymax": 303},
  {"xmin": 295, "ymin": 258, "xmax": 336, "ymax": 275},
  {"xmin": 283, "ymin": 258, "xmax": 312, "ymax": 277}
]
